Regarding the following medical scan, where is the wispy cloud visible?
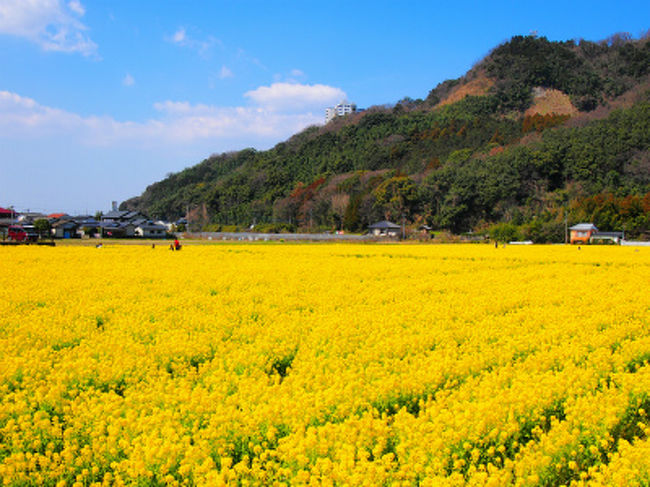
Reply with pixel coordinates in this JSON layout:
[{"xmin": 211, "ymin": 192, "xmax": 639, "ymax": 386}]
[
  {"xmin": 0, "ymin": 0, "xmax": 97, "ymax": 56},
  {"xmin": 219, "ymin": 65, "xmax": 233, "ymax": 79},
  {"xmin": 172, "ymin": 27, "xmax": 186, "ymax": 44},
  {"xmin": 168, "ymin": 26, "xmax": 220, "ymax": 57},
  {"xmin": 67, "ymin": 1, "xmax": 85, "ymax": 16},
  {"xmin": 122, "ymin": 73, "xmax": 135, "ymax": 87},
  {"xmin": 275, "ymin": 68, "xmax": 307, "ymax": 84},
  {"xmin": 236, "ymin": 47, "xmax": 267, "ymax": 71}
]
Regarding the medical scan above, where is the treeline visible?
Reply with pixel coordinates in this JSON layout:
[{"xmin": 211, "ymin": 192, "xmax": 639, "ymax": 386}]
[
  {"xmin": 421, "ymin": 102, "xmax": 650, "ymax": 234},
  {"xmin": 488, "ymin": 192, "xmax": 650, "ymax": 243},
  {"xmin": 122, "ymin": 34, "xmax": 650, "ymax": 241},
  {"xmin": 125, "ymin": 106, "xmax": 525, "ymax": 224},
  {"xmin": 269, "ymin": 102, "xmax": 649, "ymax": 239}
]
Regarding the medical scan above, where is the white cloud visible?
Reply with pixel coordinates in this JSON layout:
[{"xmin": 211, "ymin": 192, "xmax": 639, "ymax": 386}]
[
  {"xmin": 0, "ymin": 90, "xmax": 84, "ymax": 134},
  {"xmin": 219, "ymin": 65, "xmax": 233, "ymax": 79},
  {"xmin": 0, "ymin": 0, "xmax": 97, "ymax": 56},
  {"xmin": 244, "ymin": 82, "xmax": 346, "ymax": 112},
  {"xmin": 153, "ymin": 100, "xmax": 213, "ymax": 115},
  {"xmin": 0, "ymin": 84, "xmax": 348, "ymax": 213},
  {"xmin": 0, "ymin": 88, "xmax": 330, "ymax": 147},
  {"xmin": 122, "ymin": 73, "xmax": 135, "ymax": 87},
  {"xmin": 148, "ymin": 104, "xmax": 319, "ymax": 141}
]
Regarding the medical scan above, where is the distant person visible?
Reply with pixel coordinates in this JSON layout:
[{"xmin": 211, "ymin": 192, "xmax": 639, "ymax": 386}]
[{"xmin": 174, "ymin": 239, "xmax": 181, "ymax": 251}]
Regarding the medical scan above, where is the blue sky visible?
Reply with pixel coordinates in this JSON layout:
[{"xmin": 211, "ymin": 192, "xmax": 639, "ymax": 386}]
[{"xmin": 1, "ymin": 1, "xmax": 648, "ymax": 215}]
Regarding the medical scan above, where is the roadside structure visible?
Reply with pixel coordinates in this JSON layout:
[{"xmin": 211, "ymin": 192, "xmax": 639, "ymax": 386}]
[{"xmin": 590, "ymin": 231, "xmax": 625, "ymax": 245}]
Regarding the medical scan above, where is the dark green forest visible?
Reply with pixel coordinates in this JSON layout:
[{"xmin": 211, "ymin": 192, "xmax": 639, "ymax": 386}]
[{"xmin": 122, "ymin": 34, "xmax": 650, "ymax": 241}]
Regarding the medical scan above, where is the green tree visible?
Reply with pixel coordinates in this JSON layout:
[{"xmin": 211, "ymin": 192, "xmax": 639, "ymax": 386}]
[
  {"xmin": 372, "ymin": 176, "xmax": 419, "ymax": 222},
  {"xmin": 489, "ymin": 222, "xmax": 522, "ymax": 243},
  {"xmin": 33, "ymin": 219, "xmax": 51, "ymax": 239}
]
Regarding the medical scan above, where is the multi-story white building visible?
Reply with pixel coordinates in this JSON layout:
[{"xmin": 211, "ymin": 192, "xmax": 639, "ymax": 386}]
[{"xmin": 325, "ymin": 100, "xmax": 357, "ymax": 123}]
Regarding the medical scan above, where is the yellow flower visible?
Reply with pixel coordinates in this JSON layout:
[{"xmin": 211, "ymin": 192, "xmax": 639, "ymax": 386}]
[{"xmin": 0, "ymin": 243, "xmax": 648, "ymax": 484}]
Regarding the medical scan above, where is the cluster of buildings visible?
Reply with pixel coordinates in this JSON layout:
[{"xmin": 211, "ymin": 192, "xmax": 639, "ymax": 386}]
[
  {"xmin": 1, "ymin": 201, "xmax": 630, "ymax": 245},
  {"xmin": 0, "ymin": 205, "xmax": 184, "ymax": 241}
]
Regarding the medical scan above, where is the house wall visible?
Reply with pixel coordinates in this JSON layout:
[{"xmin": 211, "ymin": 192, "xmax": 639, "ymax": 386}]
[
  {"xmin": 372, "ymin": 228, "xmax": 399, "ymax": 237},
  {"xmin": 590, "ymin": 235, "xmax": 621, "ymax": 244},
  {"xmin": 136, "ymin": 228, "xmax": 165, "ymax": 238},
  {"xmin": 570, "ymin": 229, "xmax": 595, "ymax": 244}
]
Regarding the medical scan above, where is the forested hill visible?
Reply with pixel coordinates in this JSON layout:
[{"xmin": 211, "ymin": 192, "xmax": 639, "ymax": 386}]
[{"xmin": 122, "ymin": 34, "xmax": 650, "ymax": 241}]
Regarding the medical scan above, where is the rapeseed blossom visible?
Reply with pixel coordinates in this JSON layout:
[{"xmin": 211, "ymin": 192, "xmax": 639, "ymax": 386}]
[{"xmin": 0, "ymin": 243, "xmax": 649, "ymax": 485}]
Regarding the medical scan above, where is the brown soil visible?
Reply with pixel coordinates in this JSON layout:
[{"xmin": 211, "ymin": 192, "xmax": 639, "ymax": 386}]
[
  {"xmin": 438, "ymin": 75, "xmax": 494, "ymax": 107},
  {"xmin": 525, "ymin": 88, "xmax": 578, "ymax": 117}
]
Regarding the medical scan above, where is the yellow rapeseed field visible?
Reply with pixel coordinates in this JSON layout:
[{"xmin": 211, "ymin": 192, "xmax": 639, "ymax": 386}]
[{"xmin": 0, "ymin": 243, "xmax": 649, "ymax": 486}]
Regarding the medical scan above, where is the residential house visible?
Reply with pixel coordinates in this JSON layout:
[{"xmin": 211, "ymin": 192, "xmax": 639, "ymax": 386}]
[
  {"xmin": 569, "ymin": 223, "xmax": 598, "ymax": 244},
  {"xmin": 100, "ymin": 221, "xmax": 135, "ymax": 238},
  {"xmin": 418, "ymin": 224, "xmax": 434, "ymax": 240},
  {"xmin": 0, "ymin": 207, "xmax": 17, "ymax": 232},
  {"xmin": 570, "ymin": 223, "xmax": 624, "ymax": 245},
  {"xmin": 155, "ymin": 220, "xmax": 174, "ymax": 232},
  {"xmin": 51, "ymin": 220, "xmax": 79, "ymax": 239},
  {"xmin": 76, "ymin": 218, "xmax": 102, "ymax": 238},
  {"xmin": 18, "ymin": 212, "xmax": 46, "ymax": 223},
  {"xmin": 368, "ymin": 220, "xmax": 401, "ymax": 237},
  {"xmin": 101, "ymin": 210, "xmax": 144, "ymax": 224},
  {"xmin": 134, "ymin": 221, "xmax": 168, "ymax": 238}
]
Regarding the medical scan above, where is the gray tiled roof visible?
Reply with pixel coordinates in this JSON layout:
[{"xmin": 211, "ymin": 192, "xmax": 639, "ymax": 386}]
[
  {"xmin": 569, "ymin": 223, "xmax": 598, "ymax": 231},
  {"xmin": 137, "ymin": 223, "xmax": 167, "ymax": 230},
  {"xmin": 368, "ymin": 220, "xmax": 401, "ymax": 229},
  {"xmin": 103, "ymin": 210, "xmax": 128, "ymax": 219}
]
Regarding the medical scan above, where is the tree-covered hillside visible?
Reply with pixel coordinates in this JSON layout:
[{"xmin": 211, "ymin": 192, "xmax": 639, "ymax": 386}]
[{"xmin": 122, "ymin": 34, "xmax": 650, "ymax": 240}]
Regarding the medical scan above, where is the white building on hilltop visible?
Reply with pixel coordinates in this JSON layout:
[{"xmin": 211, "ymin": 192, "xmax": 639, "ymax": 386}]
[{"xmin": 325, "ymin": 100, "xmax": 357, "ymax": 123}]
